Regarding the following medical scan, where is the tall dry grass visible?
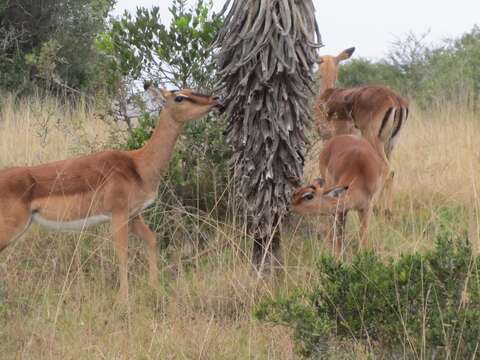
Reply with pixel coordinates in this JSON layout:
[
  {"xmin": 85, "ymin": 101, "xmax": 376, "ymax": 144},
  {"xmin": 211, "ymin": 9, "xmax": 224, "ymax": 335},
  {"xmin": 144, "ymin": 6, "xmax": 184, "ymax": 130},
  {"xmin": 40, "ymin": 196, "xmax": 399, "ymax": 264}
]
[
  {"xmin": 304, "ymin": 103, "xmax": 480, "ymax": 257},
  {"xmin": 0, "ymin": 93, "xmax": 479, "ymax": 359}
]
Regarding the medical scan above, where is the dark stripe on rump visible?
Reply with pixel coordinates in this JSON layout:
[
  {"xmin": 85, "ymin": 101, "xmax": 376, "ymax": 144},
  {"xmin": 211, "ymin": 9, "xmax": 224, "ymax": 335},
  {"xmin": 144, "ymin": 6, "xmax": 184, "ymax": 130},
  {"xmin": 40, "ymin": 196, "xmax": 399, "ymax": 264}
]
[
  {"xmin": 378, "ymin": 107, "xmax": 394, "ymax": 137},
  {"xmin": 390, "ymin": 107, "xmax": 404, "ymax": 139}
]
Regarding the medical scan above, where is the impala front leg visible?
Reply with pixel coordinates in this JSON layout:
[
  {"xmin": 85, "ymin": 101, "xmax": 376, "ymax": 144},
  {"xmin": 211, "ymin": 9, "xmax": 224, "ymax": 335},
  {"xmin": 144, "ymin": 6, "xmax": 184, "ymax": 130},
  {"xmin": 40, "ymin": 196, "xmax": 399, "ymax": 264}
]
[
  {"xmin": 130, "ymin": 215, "xmax": 158, "ymax": 287},
  {"xmin": 112, "ymin": 209, "xmax": 130, "ymax": 300},
  {"xmin": 382, "ymin": 170, "xmax": 395, "ymax": 218},
  {"xmin": 331, "ymin": 211, "xmax": 347, "ymax": 258},
  {"xmin": 374, "ymin": 169, "xmax": 394, "ymax": 218}
]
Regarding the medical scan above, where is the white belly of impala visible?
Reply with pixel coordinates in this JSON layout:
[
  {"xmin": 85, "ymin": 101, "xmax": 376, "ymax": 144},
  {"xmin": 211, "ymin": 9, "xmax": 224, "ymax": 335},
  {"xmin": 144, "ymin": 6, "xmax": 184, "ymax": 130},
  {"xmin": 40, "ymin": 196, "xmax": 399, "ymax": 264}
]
[
  {"xmin": 31, "ymin": 199, "xmax": 155, "ymax": 232},
  {"xmin": 32, "ymin": 213, "xmax": 111, "ymax": 232}
]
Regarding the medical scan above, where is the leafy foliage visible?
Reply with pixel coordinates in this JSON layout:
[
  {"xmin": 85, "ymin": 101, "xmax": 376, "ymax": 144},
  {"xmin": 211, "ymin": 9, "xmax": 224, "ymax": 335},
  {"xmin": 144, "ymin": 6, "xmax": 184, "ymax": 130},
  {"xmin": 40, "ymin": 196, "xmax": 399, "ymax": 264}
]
[
  {"xmin": 0, "ymin": 0, "xmax": 114, "ymax": 93},
  {"xmin": 99, "ymin": 0, "xmax": 222, "ymax": 90},
  {"xmin": 256, "ymin": 233, "xmax": 480, "ymax": 358}
]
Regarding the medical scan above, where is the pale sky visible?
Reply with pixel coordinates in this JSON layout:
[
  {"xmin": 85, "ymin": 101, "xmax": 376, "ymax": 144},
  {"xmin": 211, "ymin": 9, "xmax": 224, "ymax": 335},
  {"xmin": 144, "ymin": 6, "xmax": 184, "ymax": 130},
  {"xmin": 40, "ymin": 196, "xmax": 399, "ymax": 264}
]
[{"xmin": 113, "ymin": 0, "xmax": 479, "ymax": 60}]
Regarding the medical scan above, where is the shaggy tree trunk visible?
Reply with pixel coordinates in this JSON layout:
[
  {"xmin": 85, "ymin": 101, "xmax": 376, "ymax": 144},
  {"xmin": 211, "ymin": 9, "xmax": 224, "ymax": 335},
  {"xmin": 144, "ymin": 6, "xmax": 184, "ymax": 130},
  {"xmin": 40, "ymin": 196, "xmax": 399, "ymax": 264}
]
[{"xmin": 214, "ymin": 0, "xmax": 322, "ymax": 272}]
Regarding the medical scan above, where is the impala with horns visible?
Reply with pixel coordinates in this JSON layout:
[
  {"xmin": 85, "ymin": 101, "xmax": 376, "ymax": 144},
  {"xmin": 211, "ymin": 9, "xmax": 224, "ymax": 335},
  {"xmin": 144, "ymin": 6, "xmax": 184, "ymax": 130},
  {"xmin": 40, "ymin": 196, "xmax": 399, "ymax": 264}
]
[
  {"xmin": 0, "ymin": 86, "xmax": 223, "ymax": 299},
  {"xmin": 291, "ymin": 134, "xmax": 389, "ymax": 257}
]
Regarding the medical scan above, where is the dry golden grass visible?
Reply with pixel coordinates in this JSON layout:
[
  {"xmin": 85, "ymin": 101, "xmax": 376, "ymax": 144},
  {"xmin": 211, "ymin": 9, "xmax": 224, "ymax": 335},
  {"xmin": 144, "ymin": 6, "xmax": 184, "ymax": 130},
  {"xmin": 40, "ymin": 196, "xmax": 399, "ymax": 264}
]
[
  {"xmin": 304, "ymin": 103, "xmax": 480, "ymax": 257},
  {"xmin": 0, "ymin": 94, "xmax": 479, "ymax": 359}
]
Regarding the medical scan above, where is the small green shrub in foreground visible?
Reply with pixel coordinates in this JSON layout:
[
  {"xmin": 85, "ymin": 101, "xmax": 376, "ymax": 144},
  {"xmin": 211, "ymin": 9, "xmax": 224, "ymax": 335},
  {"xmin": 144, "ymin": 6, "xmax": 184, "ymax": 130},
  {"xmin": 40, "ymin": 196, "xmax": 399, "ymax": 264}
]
[{"xmin": 256, "ymin": 234, "xmax": 480, "ymax": 358}]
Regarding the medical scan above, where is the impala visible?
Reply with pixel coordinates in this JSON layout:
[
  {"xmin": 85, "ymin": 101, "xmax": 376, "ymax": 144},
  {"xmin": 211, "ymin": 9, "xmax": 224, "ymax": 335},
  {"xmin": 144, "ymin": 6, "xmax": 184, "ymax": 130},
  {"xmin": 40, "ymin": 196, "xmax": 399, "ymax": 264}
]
[
  {"xmin": 291, "ymin": 134, "xmax": 389, "ymax": 257},
  {"xmin": 314, "ymin": 47, "xmax": 409, "ymax": 160},
  {"xmin": 0, "ymin": 86, "xmax": 223, "ymax": 299},
  {"xmin": 314, "ymin": 47, "xmax": 409, "ymax": 213}
]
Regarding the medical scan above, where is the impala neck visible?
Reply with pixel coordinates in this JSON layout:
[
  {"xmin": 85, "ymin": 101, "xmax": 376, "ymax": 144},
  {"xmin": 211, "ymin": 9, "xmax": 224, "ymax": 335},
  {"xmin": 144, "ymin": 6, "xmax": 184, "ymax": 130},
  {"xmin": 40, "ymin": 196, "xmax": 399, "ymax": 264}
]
[
  {"xmin": 136, "ymin": 109, "xmax": 184, "ymax": 189},
  {"xmin": 320, "ymin": 73, "xmax": 337, "ymax": 94}
]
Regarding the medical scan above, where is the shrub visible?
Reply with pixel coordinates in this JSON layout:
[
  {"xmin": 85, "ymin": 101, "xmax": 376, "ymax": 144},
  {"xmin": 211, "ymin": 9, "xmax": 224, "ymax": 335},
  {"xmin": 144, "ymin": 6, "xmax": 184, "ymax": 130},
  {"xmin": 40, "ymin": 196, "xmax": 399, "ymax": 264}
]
[{"xmin": 256, "ymin": 234, "xmax": 480, "ymax": 358}]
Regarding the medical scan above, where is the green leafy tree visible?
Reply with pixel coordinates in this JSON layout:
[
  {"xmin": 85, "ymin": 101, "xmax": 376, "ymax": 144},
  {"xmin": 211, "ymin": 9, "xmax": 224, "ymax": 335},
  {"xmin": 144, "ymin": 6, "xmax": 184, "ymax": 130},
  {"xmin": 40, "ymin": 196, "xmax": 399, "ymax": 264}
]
[
  {"xmin": 0, "ymin": 0, "xmax": 114, "ymax": 93},
  {"xmin": 99, "ymin": 0, "xmax": 222, "ymax": 90}
]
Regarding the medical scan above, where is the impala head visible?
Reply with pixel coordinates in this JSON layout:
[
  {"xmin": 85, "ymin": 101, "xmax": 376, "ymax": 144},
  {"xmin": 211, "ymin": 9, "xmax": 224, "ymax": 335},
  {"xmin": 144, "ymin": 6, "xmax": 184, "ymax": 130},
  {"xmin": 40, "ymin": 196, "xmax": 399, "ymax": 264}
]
[
  {"xmin": 145, "ymin": 85, "xmax": 224, "ymax": 123},
  {"xmin": 290, "ymin": 178, "xmax": 349, "ymax": 215},
  {"xmin": 317, "ymin": 47, "xmax": 355, "ymax": 91}
]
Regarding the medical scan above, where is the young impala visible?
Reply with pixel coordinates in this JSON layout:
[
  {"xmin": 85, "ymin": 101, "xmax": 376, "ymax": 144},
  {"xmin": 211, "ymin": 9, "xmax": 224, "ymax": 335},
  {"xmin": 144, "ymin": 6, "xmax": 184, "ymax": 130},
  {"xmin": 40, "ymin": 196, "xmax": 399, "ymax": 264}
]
[
  {"xmin": 314, "ymin": 47, "xmax": 409, "ymax": 213},
  {"xmin": 0, "ymin": 86, "xmax": 223, "ymax": 299},
  {"xmin": 291, "ymin": 134, "xmax": 389, "ymax": 257}
]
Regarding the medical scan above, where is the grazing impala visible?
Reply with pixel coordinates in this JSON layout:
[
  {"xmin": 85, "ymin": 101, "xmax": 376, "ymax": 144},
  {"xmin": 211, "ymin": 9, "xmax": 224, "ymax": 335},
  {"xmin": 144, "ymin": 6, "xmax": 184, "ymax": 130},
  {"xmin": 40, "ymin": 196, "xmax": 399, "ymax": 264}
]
[
  {"xmin": 314, "ymin": 47, "xmax": 409, "ymax": 214},
  {"xmin": 0, "ymin": 86, "xmax": 223, "ymax": 299},
  {"xmin": 291, "ymin": 134, "xmax": 389, "ymax": 257}
]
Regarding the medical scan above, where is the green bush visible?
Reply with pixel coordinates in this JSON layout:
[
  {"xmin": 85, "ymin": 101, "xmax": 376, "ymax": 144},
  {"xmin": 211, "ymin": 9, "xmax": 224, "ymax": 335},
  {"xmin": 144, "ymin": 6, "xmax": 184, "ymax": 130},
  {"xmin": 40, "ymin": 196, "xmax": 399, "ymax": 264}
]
[
  {"xmin": 256, "ymin": 234, "xmax": 480, "ymax": 358},
  {"xmin": 0, "ymin": 0, "xmax": 114, "ymax": 94}
]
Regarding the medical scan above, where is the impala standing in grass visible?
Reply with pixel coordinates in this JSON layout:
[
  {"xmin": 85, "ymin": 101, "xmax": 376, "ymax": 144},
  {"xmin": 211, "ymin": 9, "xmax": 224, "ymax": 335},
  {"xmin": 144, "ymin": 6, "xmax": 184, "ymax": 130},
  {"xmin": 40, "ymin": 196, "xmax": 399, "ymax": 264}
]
[
  {"xmin": 291, "ymin": 134, "xmax": 389, "ymax": 257},
  {"xmin": 0, "ymin": 86, "xmax": 223, "ymax": 299},
  {"xmin": 314, "ymin": 47, "xmax": 409, "ymax": 213}
]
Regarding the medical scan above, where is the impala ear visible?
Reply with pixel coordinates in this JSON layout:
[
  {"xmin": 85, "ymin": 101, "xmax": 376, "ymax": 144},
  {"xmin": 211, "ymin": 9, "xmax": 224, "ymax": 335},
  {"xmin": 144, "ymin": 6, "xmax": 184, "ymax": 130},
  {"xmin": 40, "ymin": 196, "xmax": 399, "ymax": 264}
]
[
  {"xmin": 145, "ymin": 84, "xmax": 167, "ymax": 105},
  {"xmin": 158, "ymin": 87, "xmax": 170, "ymax": 99},
  {"xmin": 312, "ymin": 178, "xmax": 325, "ymax": 188},
  {"xmin": 287, "ymin": 176, "xmax": 302, "ymax": 188},
  {"xmin": 323, "ymin": 185, "xmax": 348, "ymax": 198},
  {"xmin": 336, "ymin": 47, "xmax": 355, "ymax": 63}
]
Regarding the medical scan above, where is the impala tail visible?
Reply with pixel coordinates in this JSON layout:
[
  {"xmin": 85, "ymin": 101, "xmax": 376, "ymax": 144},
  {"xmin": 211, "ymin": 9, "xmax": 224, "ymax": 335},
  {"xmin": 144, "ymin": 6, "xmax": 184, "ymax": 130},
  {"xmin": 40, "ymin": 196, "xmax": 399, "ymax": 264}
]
[
  {"xmin": 378, "ymin": 107, "xmax": 396, "ymax": 143},
  {"xmin": 386, "ymin": 106, "xmax": 408, "ymax": 153}
]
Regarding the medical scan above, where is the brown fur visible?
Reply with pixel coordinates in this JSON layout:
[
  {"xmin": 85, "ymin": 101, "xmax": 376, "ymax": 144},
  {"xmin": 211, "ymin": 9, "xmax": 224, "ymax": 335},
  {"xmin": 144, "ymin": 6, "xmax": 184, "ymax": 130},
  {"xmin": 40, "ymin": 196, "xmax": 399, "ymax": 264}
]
[
  {"xmin": 291, "ymin": 135, "xmax": 389, "ymax": 257},
  {"xmin": 0, "ymin": 88, "xmax": 223, "ymax": 299}
]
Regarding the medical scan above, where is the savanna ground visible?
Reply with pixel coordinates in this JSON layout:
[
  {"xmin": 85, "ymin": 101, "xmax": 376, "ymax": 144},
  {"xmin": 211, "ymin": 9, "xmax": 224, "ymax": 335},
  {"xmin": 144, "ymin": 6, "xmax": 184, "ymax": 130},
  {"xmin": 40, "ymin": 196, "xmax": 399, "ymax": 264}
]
[{"xmin": 0, "ymin": 94, "xmax": 479, "ymax": 359}]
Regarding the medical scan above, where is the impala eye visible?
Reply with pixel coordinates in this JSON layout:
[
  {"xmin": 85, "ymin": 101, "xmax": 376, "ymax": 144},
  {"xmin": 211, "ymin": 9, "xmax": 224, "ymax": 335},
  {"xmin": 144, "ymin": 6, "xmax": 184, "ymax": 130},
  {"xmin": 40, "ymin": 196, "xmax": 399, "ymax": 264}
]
[
  {"xmin": 302, "ymin": 192, "xmax": 314, "ymax": 201},
  {"xmin": 174, "ymin": 96, "xmax": 185, "ymax": 102}
]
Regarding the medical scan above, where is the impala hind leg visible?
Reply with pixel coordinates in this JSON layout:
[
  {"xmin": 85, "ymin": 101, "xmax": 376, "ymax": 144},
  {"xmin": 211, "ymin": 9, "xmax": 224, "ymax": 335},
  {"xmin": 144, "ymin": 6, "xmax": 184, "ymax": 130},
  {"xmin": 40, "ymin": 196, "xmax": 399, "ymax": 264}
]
[
  {"xmin": 111, "ymin": 210, "xmax": 130, "ymax": 300},
  {"xmin": 130, "ymin": 215, "xmax": 158, "ymax": 287},
  {"xmin": 0, "ymin": 204, "xmax": 32, "ymax": 252},
  {"xmin": 375, "ymin": 170, "xmax": 395, "ymax": 218}
]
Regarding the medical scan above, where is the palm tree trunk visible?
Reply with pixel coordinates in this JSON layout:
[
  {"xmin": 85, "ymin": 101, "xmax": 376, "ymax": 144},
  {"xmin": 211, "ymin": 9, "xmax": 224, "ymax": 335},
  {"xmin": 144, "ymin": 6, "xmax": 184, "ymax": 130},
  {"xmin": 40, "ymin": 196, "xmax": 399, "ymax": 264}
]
[{"xmin": 214, "ymin": 0, "xmax": 322, "ymax": 272}]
